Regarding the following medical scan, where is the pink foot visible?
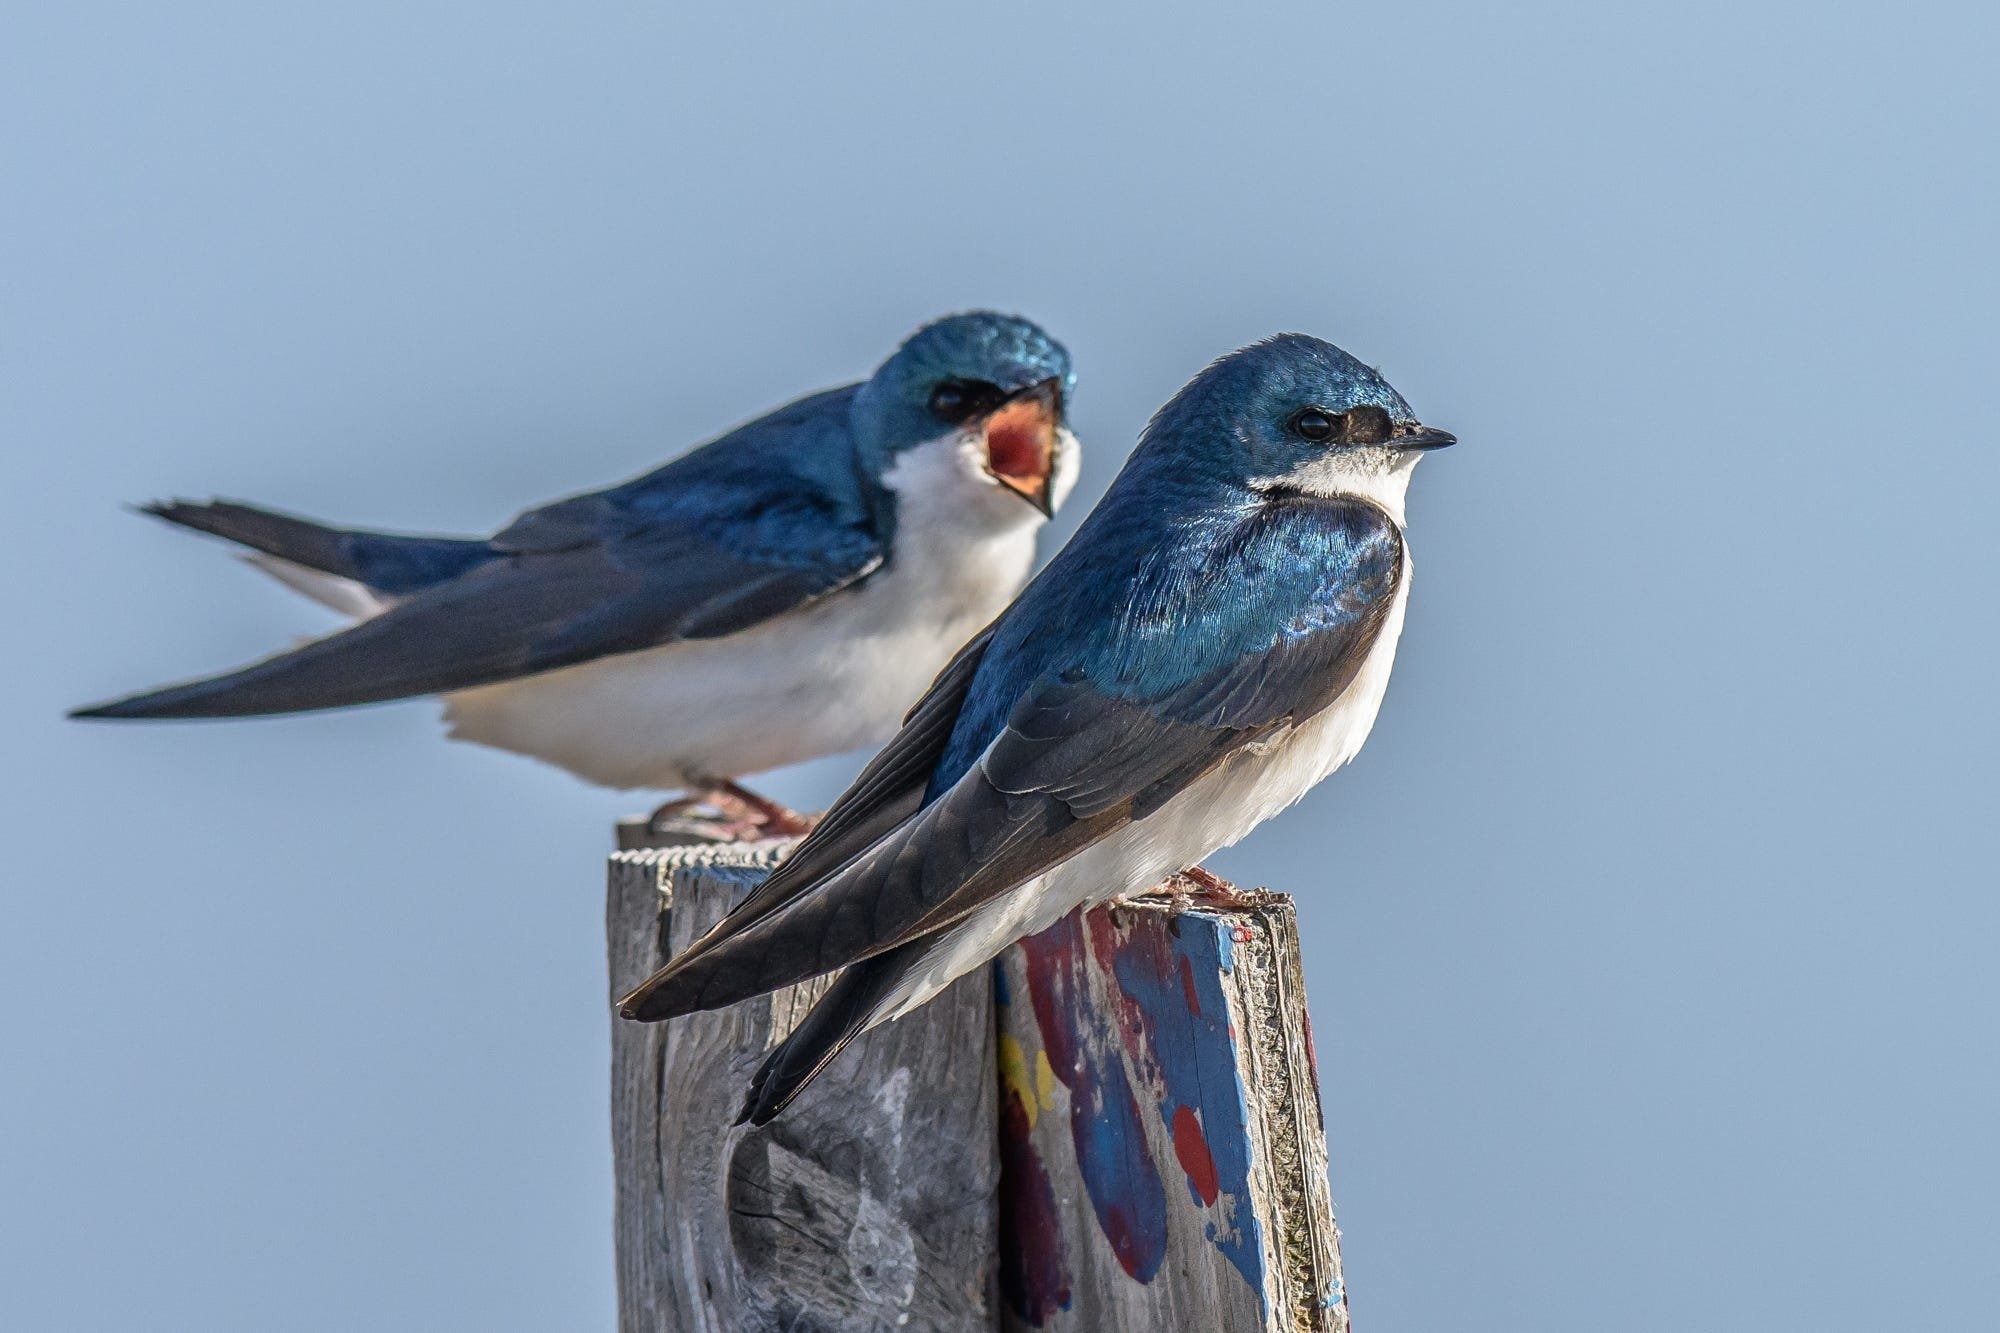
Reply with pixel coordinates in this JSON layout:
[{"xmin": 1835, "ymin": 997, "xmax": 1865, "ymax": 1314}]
[
  {"xmin": 1172, "ymin": 864, "xmax": 1259, "ymax": 909},
  {"xmin": 647, "ymin": 782, "xmax": 815, "ymax": 842},
  {"xmin": 711, "ymin": 780, "xmax": 817, "ymax": 839}
]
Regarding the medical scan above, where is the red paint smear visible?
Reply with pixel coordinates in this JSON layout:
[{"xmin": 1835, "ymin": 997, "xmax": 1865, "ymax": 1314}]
[
  {"xmin": 1019, "ymin": 916, "xmax": 1086, "ymax": 1080},
  {"xmin": 1087, "ymin": 909, "xmax": 1165, "ymax": 1067},
  {"xmin": 1179, "ymin": 954, "xmax": 1200, "ymax": 1016},
  {"xmin": 1171, "ymin": 1105, "xmax": 1221, "ymax": 1206},
  {"xmin": 998, "ymin": 1083, "xmax": 1072, "ymax": 1324}
]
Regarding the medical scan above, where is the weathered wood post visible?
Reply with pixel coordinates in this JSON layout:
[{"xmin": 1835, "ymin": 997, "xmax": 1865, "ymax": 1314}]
[
  {"xmin": 608, "ymin": 824, "xmax": 1348, "ymax": 1333},
  {"xmin": 607, "ymin": 828, "xmax": 999, "ymax": 1332}
]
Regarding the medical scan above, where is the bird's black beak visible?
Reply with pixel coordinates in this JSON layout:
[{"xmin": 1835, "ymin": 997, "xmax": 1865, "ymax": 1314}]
[
  {"xmin": 1390, "ymin": 424, "xmax": 1457, "ymax": 452},
  {"xmin": 982, "ymin": 377, "xmax": 1065, "ymax": 517}
]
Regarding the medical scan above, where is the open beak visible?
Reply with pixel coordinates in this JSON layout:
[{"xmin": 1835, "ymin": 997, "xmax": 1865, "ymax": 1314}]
[
  {"xmin": 981, "ymin": 378, "xmax": 1064, "ymax": 517},
  {"xmin": 1390, "ymin": 423, "xmax": 1457, "ymax": 452}
]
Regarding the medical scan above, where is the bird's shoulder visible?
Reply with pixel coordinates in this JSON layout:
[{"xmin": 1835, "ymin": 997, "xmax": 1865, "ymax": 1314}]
[{"xmin": 489, "ymin": 385, "xmax": 880, "ymax": 572}]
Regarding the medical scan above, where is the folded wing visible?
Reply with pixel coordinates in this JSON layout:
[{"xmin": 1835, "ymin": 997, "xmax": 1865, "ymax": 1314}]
[
  {"xmin": 619, "ymin": 492, "xmax": 1405, "ymax": 1026},
  {"xmin": 73, "ymin": 477, "xmax": 882, "ymax": 720}
]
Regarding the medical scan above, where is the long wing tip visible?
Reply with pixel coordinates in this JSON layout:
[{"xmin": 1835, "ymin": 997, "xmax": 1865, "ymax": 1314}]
[
  {"xmin": 614, "ymin": 971, "xmax": 694, "ymax": 1024},
  {"xmin": 68, "ymin": 695, "xmax": 155, "ymax": 721},
  {"xmin": 737, "ymin": 1048, "xmax": 798, "ymax": 1126},
  {"xmin": 132, "ymin": 497, "xmax": 212, "ymax": 524},
  {"xmin": 64, "ymin": 679, "xmax": 264, "ymax": 721},
  {"xmin": 614, "ymin": 993, "xmax": 656, "ymax": 1022}
]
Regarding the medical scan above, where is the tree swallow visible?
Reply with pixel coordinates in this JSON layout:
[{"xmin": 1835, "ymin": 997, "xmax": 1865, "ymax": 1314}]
[
  {"xmin": 72, "ymin": 312, "xmax": 1081, "ymax": 833},
  {"xmin": 617, "ymin": 333, "xmax": 1456, "ymax": 1123}
]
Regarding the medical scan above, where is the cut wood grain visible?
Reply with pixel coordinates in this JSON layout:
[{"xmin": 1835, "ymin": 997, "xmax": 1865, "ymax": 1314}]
[{"xmin": 607, "ymin": 834, "xmax": 998, "ymax": 1333}]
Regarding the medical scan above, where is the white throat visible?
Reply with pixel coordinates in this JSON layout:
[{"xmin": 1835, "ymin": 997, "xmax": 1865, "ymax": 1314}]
[{"xmin": 1253, "ymin": 449, "xmax": 1420, "ymax": 526}]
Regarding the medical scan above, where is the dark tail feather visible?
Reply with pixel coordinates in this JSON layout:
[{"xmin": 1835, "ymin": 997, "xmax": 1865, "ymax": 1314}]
[
  {"xmin": 142, "ymin": 498, "xmax": 490, "ymax": 596},
  {"xmin": 738, "ymin": 944, "xmax": 924, "ymax": 1126},
  {"xmin": 143, "ymin": 499, "xmax": 362, "ymax": 579}
]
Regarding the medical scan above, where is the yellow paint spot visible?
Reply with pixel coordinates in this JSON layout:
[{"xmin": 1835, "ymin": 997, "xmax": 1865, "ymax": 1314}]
[
  {"xmin": 998, "ymin": 1033, "xmax": 1038, "ymax": 1129},
  {"xmin": 1034, "ymin": 1049, "xmax": 1058, "ymax": 1111}
]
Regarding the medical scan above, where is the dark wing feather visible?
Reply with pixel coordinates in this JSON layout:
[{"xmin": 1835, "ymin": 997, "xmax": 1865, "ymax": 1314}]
[
  {"xmin": 727, "ymin": 570, "xmax": 1396, "ymax": 1123},
  {"xmin": 621, "ymin": 496, "xmax": 1404, "ymax": 1022},
  {"xmin": 618, "ymin": 628, "xmax": 992, "ymax": 1020},
  {"xmin": 734, "ymin": 942, "xmax": 930, "ymax": 1126},
  {"xmin": 72, "ymin": 497, "xmax": 881, "ymax": 719}
]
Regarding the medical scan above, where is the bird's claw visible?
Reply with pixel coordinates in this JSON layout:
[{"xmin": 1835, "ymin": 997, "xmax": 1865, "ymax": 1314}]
[
  {"xmin": 1170, "ymin": 864, "xmax": 1258, "ymax": 910},
  {"xmin": 648, "ymin": 782, "xmax": 816, "ymax": 843}
]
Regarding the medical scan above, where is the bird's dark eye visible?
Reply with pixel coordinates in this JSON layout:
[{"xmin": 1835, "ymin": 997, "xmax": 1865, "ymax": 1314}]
[
  {"xmin": 1290, "ymin": 407, "xmax": 1341, "ymax": 443},
  {"xmin": 928, "ymin": 378, "xmax": 1003, "ymax": 425},
  {"xmin": 1344, "ymin": 404, "xmax": 1393, "ymax": 444}
]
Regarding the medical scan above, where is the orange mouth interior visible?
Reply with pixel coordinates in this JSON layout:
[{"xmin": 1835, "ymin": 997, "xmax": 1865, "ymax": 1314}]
[{"xmin": 983, "ymin": 397, "xmax": 1056, "ymax": 486}]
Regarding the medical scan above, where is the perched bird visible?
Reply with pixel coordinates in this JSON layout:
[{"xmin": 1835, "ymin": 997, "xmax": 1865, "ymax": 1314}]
[
  {"xmin": 72, "ymin": 312, "xmax": 1080, "ymax": 834},
  {"xmin": 619, "ymin": 333, "xmax": 1456, "ymax": 1123}
]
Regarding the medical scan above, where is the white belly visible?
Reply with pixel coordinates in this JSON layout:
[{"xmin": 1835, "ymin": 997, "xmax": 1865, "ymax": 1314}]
[
  {"xmin": 435, "ymin": 547, "xmax": 1024, "ymax": 790},
  {"xmin": 879, "ymin": 556, "xmax": 1413, "ymax": 1022}
]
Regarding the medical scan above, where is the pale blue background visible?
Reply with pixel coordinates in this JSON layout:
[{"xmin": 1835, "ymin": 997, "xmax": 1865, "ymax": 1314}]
[{"xmin": 4, "ymin": 3, "xmax": 1994, "ymax": 1329}]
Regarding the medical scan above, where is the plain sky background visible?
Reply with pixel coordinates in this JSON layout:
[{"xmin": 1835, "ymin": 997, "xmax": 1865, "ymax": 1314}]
[{"xmin": 3, "ymin": 2, "xmax": 1995, "ymax": 1329}]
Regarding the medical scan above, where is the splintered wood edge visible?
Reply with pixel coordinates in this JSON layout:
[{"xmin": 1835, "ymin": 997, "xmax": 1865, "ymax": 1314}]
[
  {"xmin": 609, "ymin": 838, "xmax": 795, "ymax": 912},
  {"xmin": 1234, "ymin": 898, "xmax": 1344, "ymax": 1330}
]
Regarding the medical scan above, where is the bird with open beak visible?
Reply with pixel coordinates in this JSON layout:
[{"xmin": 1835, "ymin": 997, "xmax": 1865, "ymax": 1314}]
[
  {"xmin": 939, "ymin": 375, "xmax": 1066, "ymax": 516},
  {"xmin": 72, "ymin": 312, "xmax": 1081, "ymax": 836}
]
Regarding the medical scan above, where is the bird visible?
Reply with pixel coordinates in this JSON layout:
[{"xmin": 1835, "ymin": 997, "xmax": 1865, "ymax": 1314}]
[
  {"xmin": 71, "ymin": 312, "xmax": 1081, "ymax": 835},
  {"xmin": 617, "ymin": 331, "xmax": 1457, "ymax": 1123}
]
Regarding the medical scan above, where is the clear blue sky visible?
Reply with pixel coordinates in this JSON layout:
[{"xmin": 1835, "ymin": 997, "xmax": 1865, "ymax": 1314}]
[{"xmin": 4, "ymin": 2, "xmax": 1994, "ymax": 1329}]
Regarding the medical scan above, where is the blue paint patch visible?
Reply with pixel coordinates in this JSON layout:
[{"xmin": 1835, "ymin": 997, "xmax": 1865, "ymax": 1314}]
[
  {"xmin": 1214, "ymin": 914, "xmax": 1236, "ymax": 973},
  {"xmin": 1071, "ymin": 1056, "xmax": 1170, "ymax": 1282},
  {"xmin": 1096, "ymin": 911, "xmax": 1268, "ymax": 1299}
]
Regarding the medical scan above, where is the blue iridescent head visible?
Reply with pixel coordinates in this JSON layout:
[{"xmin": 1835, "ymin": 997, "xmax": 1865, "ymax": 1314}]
[
  {"xmin": 1140, "ymin": 333, "xmax": 1454, "ymax": 494},
  {"xmin": 852, "ymin": 312, "xmax": 1076, "ymax": 516}
]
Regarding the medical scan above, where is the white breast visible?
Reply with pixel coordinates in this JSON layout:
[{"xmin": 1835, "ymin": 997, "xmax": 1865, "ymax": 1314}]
[{"xmin": 433, "ymin": 431, "xmax": 1070, "ymax": 790}]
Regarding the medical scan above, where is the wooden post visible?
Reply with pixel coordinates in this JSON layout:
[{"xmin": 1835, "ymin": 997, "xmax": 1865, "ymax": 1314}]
[
  {"xmin": 608, "ymin": 828, "xmax": 1347, "ymax": 1333},
  {"xmin": 607, "ymin": 829, "xmax": 1000, "ymax": 1332}
]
